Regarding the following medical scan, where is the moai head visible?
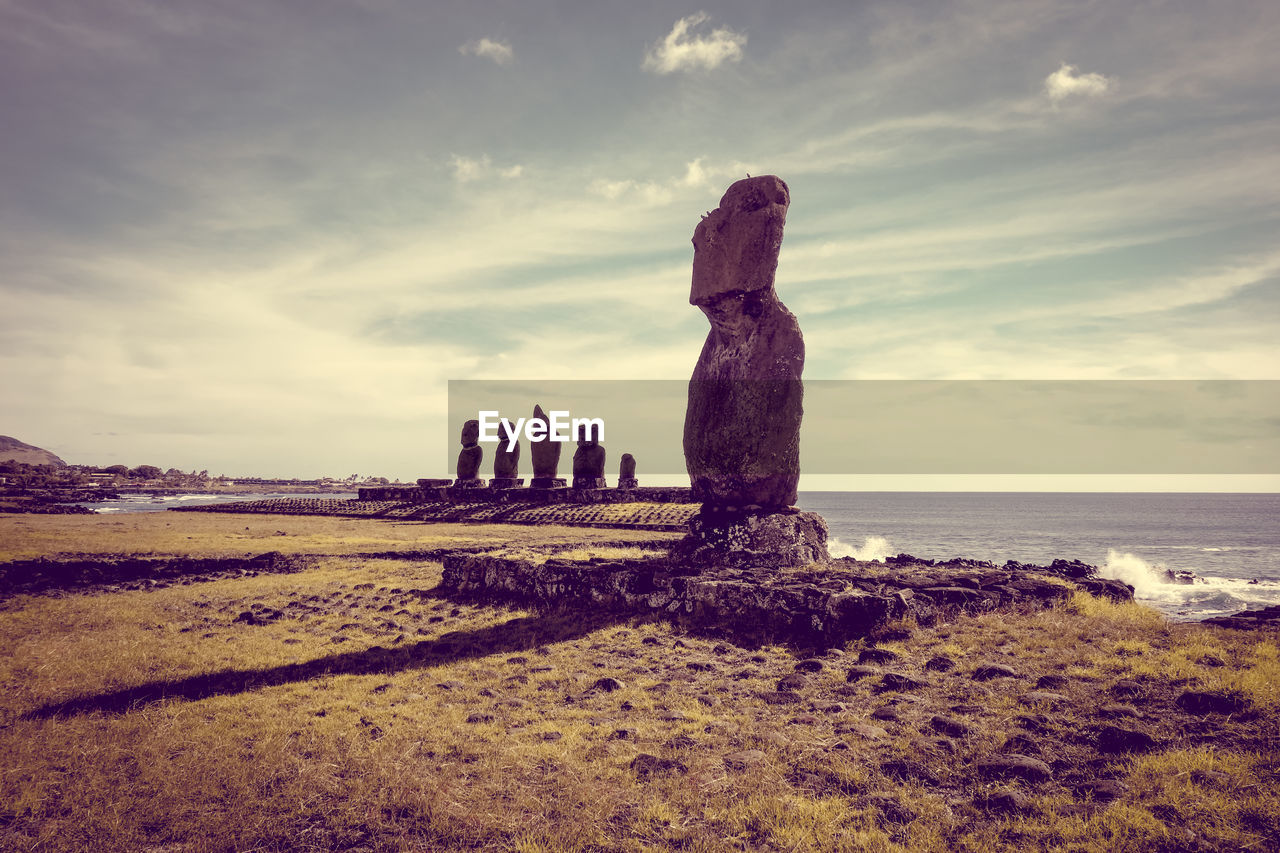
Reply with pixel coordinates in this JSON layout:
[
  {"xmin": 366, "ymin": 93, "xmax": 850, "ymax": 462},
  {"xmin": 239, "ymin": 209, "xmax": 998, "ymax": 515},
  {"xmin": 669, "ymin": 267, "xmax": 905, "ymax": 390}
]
[
  {"xmin": 576, "ymin": 421, "xmax": 601, "ymax": 446},
  {"xmin": 691, "ymin": 175, "xmax": 789, "ymax": 314},
  {"xmin": 620, "ymin": 453, "xmax": 636, "ymax": 479},
  {"xmin": 460, "ymin": 419, "xmax": 480, "ymax": 447}
]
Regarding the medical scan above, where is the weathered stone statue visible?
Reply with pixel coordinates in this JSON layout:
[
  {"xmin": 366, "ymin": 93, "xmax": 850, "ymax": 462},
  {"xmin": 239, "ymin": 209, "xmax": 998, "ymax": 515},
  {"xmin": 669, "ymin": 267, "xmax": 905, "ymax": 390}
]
[
  {"xmin": 617, "ymin": 453, "xmax": 638, "ymax": 489},
  {"xmin": 528, "ymin": 403, "xmax": 566, "ymax": 488},
  {"xmin": 572, "ymin": 422, "xmax": 607, "ymax": 489},
  {"xmin": 454, "ymin": 419, "xmax": 484, "ymax": 488},
  {"xmin": 678, "ymin": 175, "xmax": 828, "ymax": 566},
  {"xmin": 490, "ymin": 421, "xmax": 523, "ymax": 489}
]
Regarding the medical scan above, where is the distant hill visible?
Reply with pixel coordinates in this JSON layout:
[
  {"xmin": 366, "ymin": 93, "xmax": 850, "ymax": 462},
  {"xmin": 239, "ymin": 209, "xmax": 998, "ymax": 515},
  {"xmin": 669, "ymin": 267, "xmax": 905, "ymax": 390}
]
[{"xmin": 0, "ymin": 436, "xmax": 67, "ymax": 467}]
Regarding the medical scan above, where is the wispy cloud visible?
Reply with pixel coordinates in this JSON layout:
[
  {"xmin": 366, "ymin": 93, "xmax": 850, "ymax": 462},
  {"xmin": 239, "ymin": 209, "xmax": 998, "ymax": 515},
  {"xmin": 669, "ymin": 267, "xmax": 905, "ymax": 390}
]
[
  {"xmin": 642, "ymin": 12, "xmax": 746, "ymax": 74},
  {"xmin": 449, "ymin": 154, "xmax": 523, "ymax": 183},
  {"xmin": 450, "ymin": 154, "xmax": 488, "ymax": 182},
  {"xmin": 459, "ymin": 37, "xmax": 513, "ymax": 65},
  {"xmin": 1044, "ymin": 62, "xmax": 1111, "ymax": 102},
  {"xmin": 588, "ymin": 158, "xmax": 755, "ymax": 205}
]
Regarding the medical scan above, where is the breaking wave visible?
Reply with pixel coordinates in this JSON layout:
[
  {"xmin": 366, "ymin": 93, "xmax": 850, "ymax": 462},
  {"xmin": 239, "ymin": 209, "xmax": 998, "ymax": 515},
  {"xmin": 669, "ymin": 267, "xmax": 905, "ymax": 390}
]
[
  {"xmin": 1097, "ymin": 548, "xmax": 1280, "ymax": 620},
  {"xmin": 829, "ymin": 535, "xmax": 894, "ymax": 563}
]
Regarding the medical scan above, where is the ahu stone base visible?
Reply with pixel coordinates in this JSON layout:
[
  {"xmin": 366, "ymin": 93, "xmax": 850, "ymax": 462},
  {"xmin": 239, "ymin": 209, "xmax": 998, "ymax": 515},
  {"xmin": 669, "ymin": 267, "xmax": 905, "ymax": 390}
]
[
  {"xmin": 441, "ymin": 554, "xmax": 904, "ymax": 646},
  {"xmin": 438, "ymin": 552, "xmax": 1136, "ymax": 647}
]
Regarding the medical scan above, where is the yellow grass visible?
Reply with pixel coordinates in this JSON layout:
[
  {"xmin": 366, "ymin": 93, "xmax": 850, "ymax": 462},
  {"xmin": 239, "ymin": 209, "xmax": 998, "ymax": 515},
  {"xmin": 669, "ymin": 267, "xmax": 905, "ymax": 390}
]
[
  {"xmin": 0, "ymin": 512, "xmax": 677, "ymax": 562},
  {"xmin": 1, "ymin": 513, "xmax": 1277, "ymax": 851}
]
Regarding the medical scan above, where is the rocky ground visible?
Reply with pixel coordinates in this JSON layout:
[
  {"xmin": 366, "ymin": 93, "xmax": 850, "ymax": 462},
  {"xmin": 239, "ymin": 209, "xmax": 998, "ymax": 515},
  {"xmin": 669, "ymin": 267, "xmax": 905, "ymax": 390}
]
[{"xmin": 0, "ymin": 513, "xmax": 1277, "ymax": 852}]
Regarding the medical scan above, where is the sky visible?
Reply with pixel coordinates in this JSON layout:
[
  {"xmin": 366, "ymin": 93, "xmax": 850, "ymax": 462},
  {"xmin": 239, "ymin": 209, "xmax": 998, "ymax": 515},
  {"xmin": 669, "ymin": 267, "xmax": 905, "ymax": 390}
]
[{"xmin": 1, "ymin": 0, "xmax": 1277, "ymax": 487}]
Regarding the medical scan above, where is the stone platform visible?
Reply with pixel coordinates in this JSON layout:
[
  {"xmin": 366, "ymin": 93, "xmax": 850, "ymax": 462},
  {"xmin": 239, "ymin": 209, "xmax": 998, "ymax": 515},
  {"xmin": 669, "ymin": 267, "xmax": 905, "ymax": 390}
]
[
  {"xmin": 357, "ymin": 485, "xmax": 694, "ymax": 504},
  {"xmin": 174, "ymin": 498, "xmax": 698, "ymax": 531},
  {"xmin": 439, "ymin": 551, "xmax": 1135, "ymax": 646}
]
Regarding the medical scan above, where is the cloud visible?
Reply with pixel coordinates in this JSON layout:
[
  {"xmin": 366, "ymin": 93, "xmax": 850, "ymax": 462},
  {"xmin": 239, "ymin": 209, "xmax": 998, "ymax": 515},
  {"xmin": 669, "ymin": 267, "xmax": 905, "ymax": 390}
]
[
  {"xmin": 1081, "ymin": 252, "xmax": 1280, "ymax": 319},
  {"xmin": 588, "ymin": 178, "xmax": 674, "ymax": 206},
  {"xmin": 450, "ymin": 154, "xmax": 489, "ymax": 182},
  {"xmin": 459, "ymin": 37, "xmax": 513, "ymax": 66},
  {"xmin": 589, "ymin": 158, "xmax": 756, "ymax": 206},
  {"xmin": 680, "ymin": 157, "xmax": 709, "ymax": 188},
  {"xmin": 589, "ymin": 179, "xmax": 637, "ymax": 201},
  {"xmin": 642, "ymin": 12, "xmax": 746, "ymax": 74},
  {"xmin": 1044, "ymin": 62, "xmax": 1111, "ymax": 102},
  {"xmin": 449, "ymin": 154, "xmax": 523, "ymax": 183}
]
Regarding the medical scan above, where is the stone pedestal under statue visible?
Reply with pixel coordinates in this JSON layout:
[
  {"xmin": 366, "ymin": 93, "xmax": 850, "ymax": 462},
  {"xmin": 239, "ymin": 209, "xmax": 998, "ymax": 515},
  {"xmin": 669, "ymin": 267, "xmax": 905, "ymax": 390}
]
[
  {"xmin": 489, "ymin": 478, "xmax": 524, "ymax": 489},
  {"xmin": 671, "ymin": 506, "xmax": 829, "ymax": 568},
  {"xmin": 530, "ymin": 477, "xmax": 567, "ymax": 488}
]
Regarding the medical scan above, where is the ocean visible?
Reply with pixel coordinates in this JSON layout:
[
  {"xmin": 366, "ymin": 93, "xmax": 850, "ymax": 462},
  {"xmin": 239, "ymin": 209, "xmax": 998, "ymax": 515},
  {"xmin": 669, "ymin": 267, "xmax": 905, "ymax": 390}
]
[{"xmin": 799, "ymin": 491, "xmax": 1280, "ymax": 621}]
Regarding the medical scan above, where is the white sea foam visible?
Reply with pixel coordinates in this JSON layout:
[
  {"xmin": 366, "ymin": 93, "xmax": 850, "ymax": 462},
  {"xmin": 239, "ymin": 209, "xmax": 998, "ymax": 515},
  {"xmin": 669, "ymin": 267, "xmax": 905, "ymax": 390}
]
[
  {"xmin": 829, "ymin": 535, "xmax": 894, "ymax": 562},
  {"xmin": 1099, "ymin": 549, "xmax": 1172, "ymax": 596},
  {"xmin": 1098, "ymin": 548, "xmax": 1280, "ymax": 619}
]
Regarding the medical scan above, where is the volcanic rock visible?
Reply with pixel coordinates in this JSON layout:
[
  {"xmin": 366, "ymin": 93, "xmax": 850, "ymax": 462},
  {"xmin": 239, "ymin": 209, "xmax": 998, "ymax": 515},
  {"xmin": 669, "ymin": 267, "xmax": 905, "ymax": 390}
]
[
  {"xmin": 1176, "ymin": 689, "xmax": 1250, "ymax": 715},
  {"xmin": 675, "ymin": 506, "xmax": 828, "ymax": 568},
  {"xmin": 974, "ymin": 754, "xmax": 1053, "ymax": 782},
  {"xmin": 1096, "ymin": 725, "xmax": 1160, "ymax": 753},
  {"xmin": 972, "ymin": 663, "xmax": 1020, "ymax": 681}
]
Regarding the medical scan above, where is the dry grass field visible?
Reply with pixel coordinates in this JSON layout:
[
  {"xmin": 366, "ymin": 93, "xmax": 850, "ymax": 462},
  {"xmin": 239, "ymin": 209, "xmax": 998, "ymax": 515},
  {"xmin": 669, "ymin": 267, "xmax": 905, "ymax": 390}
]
[{"xmin": 1, "ymin": 512, "xmax": 1277, "ymax": 852}]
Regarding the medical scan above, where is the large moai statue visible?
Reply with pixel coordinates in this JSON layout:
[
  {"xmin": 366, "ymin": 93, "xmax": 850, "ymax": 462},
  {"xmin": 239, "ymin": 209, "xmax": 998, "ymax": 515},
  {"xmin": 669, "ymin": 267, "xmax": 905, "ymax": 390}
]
[
  {"xmin": 454, "ymin": 419, "xmax": 484, "ymax": 488},
  {"xmin": 678, "ymin": 175, "xmax": 828, "ymax": 566},
  {"xmin": 490, "ymin": 420, "xmax": 524, "ymax": 489},
  {"xmin": 617, "ymin": 453, "xmax": 638, "ymax": 489},
  {"xmin": 572, "ymin": 422, "xmax": 607, "ymax": 489},
  {"xmin": 528, "ymin": 403, "xmax": 566, "ymax": 488}
]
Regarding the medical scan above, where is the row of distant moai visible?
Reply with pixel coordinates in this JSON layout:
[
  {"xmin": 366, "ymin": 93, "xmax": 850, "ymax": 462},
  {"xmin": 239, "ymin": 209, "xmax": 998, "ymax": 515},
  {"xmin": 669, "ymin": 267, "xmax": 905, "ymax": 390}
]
[{"xmin": 449, "ymin": 406, "xmax": 638, "ymax": 490}]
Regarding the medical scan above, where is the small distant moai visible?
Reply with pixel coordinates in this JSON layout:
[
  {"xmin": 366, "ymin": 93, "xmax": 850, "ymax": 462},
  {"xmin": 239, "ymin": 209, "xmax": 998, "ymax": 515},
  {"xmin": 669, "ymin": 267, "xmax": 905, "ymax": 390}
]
[
  {"xmin": 490, "ymin": 421, "xmax": 524, "ymax": 489},
  {"xmin": 454, "ymin": 419, "xmax": 484, "ymax": 488},
  {"xmin": 572, "ymin": 422, "xmax": 607, "ymax": 489},
  {"xmin": 678, "ymin": 175, "xmax": 828, "ymax": 566},
  {"xmin": 617, "ymin": 453, "xmax": 638, "ymax": 489},
  {"xmin": 528, "ymin": 403, "xmax": 566, "ymax": 488}
]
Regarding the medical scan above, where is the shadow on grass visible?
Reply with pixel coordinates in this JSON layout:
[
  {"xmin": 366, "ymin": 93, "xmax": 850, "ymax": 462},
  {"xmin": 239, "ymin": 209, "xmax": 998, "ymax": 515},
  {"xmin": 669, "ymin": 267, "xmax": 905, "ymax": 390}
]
[{"xmin": 22, "ymin": 601, "xmax": 627, "ymax": 721}]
